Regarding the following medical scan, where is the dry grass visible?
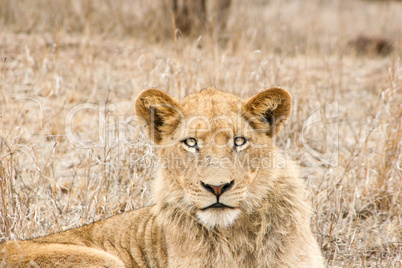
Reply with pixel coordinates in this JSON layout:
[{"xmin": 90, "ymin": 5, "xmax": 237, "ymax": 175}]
[{"xmin": 0, "ymin": 0, "xmax": 401, "ymax": 267}]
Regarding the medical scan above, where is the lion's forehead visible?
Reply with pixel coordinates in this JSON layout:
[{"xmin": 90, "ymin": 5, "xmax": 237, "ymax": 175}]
[
  {"xmin": 182, "ymin": 115, "xmax": 251, "ymax": 141},
  {"xmin": 180, "ymin": 90, "xmax": 249, "ymax": 138},
  {"xmin": 185, "ymin": 114, "xmax": 239, "ymax": 129},
  {"xmin": 181, "ymin": 89, "xmax": 242, "ymax": 118}
]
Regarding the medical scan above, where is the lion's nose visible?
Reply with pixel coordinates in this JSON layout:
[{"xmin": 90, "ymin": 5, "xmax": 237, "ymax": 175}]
[{"xmin": 201, "ymin": 180, "xmax": 234, "ymax": 197}]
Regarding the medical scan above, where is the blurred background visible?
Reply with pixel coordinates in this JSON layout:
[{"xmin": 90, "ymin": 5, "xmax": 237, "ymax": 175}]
[{"xmin": 0, "ymin": 0, "xmax": 401, "ymax": 267}]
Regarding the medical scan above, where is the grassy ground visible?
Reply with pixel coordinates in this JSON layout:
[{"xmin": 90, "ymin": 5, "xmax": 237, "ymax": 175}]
[{"xmin": 0, "ymin": 0, "xmax": 401, "ymax": 267}]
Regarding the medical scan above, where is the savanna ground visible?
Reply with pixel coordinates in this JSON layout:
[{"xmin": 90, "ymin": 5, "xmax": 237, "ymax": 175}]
[{"xmin": 0, "ymin": 0, "xmax": 401, "ymax": 267}]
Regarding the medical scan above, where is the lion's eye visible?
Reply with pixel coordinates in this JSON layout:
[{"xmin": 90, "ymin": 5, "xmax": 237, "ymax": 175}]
[
  {"xmin": 183, "ymin": 138, "xmax": 197, "ymax": 148},
  {"xmin": 234, "ymin": 137, "xmax": 247, "ymax": 147}
]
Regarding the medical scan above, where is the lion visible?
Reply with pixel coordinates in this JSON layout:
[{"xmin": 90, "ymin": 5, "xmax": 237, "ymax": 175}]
[{"xmin": 0, "ymin": 87, "xmax": 324, "ymax": 267}]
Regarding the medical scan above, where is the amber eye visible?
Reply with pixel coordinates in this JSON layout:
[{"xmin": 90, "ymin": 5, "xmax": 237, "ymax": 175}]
[
  {"xmin": 234, "ymin": 137, "xmax": 247, "ymax": 147},
  {"xmin": 183, "ymin": 138, "xmax": 197, "ymax": 148}
]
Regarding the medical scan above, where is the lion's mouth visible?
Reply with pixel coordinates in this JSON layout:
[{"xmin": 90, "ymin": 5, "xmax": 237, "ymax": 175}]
[{"xmin": 201, "ymin": 203, "xmax": 235, "ymax": 210}]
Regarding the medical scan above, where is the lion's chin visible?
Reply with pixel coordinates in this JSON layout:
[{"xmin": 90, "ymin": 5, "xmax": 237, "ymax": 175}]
[{"xmin": 196, "ymin": 208, "xmax": 241, "ymax": 229}]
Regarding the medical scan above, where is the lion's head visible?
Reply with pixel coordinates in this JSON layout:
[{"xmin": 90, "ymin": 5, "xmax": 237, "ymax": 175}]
[{"xmin": 135, "ymin": 88, "xmax": 291, "ymax": 228}]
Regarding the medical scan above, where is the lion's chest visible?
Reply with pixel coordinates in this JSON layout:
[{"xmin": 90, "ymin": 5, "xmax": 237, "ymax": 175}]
[{"xmin": 165, "ymin": 230, "xmax": 260, "ymax": 268}]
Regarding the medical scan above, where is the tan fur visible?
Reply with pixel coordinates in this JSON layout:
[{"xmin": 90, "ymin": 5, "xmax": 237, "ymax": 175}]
[{"xmin": 0, "ymin": 87, "xmax": 324, "ymax": 267}]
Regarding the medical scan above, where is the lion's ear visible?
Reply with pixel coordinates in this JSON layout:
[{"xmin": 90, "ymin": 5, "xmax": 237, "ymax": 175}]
[
  {"xmin": 135, "ymin": 89, "xmax": 182, "ymax": 144},
  {"xmin": 243, "ymin": 87, "xmax": 292, "ymax": 136}
]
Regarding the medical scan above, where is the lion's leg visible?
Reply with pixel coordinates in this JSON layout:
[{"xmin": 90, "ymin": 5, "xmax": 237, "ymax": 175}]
[{"xmin": 1, "ymin": 241, "xmax": 125, "ymax": 268}]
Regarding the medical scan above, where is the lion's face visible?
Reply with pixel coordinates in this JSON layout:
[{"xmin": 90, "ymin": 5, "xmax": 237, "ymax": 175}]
[{"xmin": 135, "ymin": 88, "xmax": 291, "ymax": 228}]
